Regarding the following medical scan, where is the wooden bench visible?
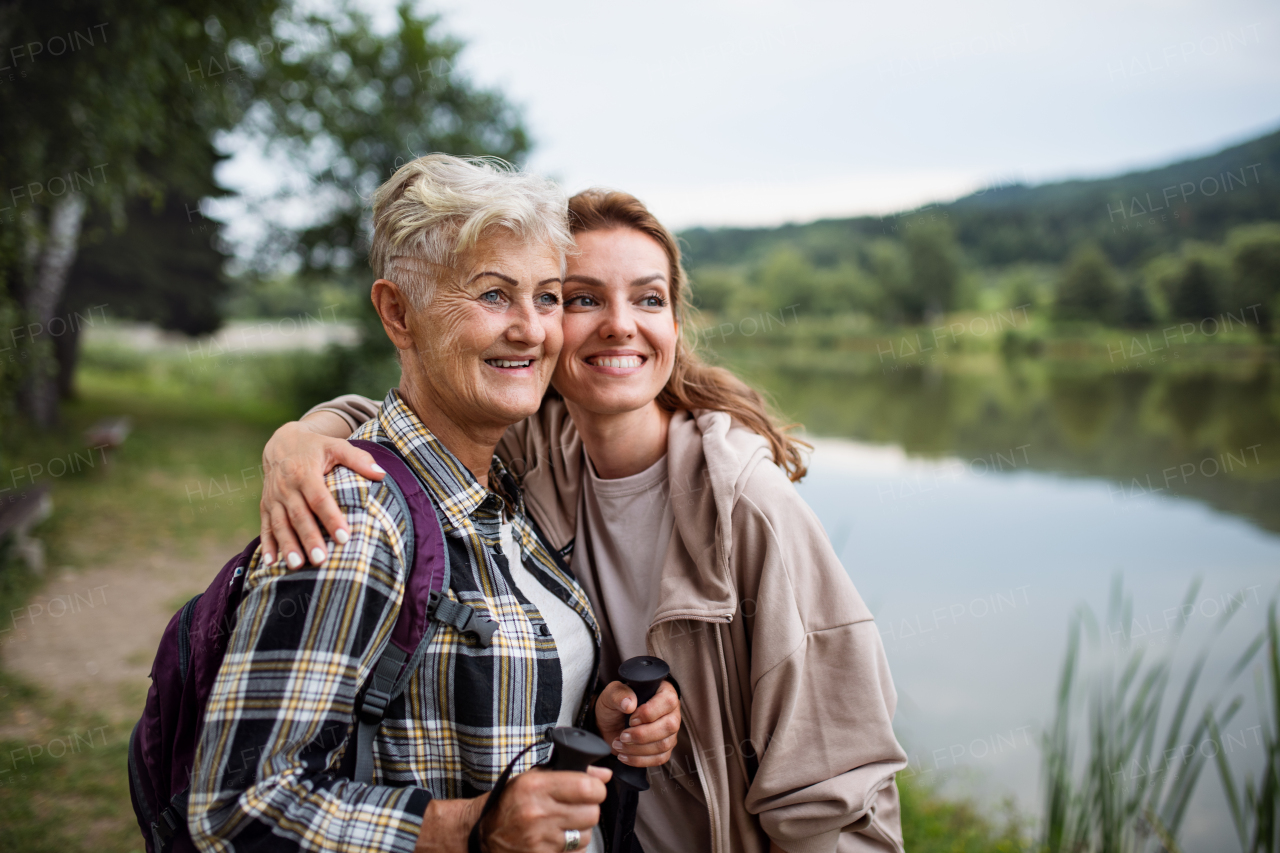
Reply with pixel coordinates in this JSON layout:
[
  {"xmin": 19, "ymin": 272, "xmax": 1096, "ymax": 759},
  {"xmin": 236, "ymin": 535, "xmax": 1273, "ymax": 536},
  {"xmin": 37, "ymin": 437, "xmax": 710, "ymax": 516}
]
[{"xmin": 0, "ymin": 483, "xmax": 53, "ymax": 573}]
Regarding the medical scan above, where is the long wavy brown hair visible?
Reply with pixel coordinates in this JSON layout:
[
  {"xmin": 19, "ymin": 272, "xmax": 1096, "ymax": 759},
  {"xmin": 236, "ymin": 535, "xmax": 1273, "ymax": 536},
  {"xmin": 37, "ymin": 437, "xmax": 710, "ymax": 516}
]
[{"xmin": 567, "ymin": 189, "xmax": 809, "ymax": 481}]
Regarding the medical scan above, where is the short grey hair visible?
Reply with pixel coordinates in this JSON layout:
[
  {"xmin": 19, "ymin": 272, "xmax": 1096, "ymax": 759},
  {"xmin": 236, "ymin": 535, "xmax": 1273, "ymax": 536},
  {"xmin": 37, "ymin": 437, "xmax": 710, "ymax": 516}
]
[{"xmin": 369, "ymin": 154, "xmax": 572, "ymax": 307}]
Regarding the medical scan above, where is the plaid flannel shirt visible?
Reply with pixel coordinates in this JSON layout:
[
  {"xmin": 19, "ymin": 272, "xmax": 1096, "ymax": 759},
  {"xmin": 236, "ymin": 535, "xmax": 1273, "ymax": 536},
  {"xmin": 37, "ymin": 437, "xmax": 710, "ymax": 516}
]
[{"xmin": 190, "ymin": 389, "xmax": 601, "ymax": 853}]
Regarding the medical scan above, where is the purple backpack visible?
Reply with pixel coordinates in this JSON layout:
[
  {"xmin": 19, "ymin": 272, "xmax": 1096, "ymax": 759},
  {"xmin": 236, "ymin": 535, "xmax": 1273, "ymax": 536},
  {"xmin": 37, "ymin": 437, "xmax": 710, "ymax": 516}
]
[{"xmin": 127, "ymin": 439, "xmax": 498, "ymax": 853}]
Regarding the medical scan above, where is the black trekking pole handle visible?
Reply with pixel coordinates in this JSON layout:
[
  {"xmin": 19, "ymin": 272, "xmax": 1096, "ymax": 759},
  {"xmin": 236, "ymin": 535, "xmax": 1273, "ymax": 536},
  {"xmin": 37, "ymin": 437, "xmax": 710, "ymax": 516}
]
[
  {"xmin": 545, "ymin": 726, "xmax": 612, "ymax": 772},
  {"xmin": 468, "ymin": 730, "xmax": 609, "ymax": 853},
  {"xmin": 606, "ymin": 655, "xmax": 673, "ymax": 796},
  {"xmin": 618, "ymin": 655, "xmax": 670, "ymax": 708},
  {"xmin": 602, "ymin": 657, "xmax": 672, "ymax": 853}
]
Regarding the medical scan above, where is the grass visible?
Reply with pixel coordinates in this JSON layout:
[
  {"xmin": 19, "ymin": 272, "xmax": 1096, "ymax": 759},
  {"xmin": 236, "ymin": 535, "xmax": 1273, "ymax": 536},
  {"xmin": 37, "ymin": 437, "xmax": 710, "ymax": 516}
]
[
  {"xmin": 0, "ymin": 341, "xmax": 293, "ymax": 852},
  {"xmin": 0, "ymin": 670, "xmax": 138, "ymax": 853},
  {"xmin": 899, "ymin": 773, "xmax": 1027, "ymax": 852},
  {"xmin": 688, "ymin": 308, "xmax": 1278, "ymax": 370},
  {"xmin": 0, "ymin": 360, "xmax": 286, "ymax": 625}
]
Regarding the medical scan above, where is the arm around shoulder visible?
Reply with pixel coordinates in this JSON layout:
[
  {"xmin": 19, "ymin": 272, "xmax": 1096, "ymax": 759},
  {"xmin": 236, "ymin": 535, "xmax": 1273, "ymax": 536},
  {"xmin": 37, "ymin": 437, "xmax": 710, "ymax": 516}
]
[
  {"xmin": 261, "ymin": 395, "xmax": 386, "ymax": 568},
  {"xmin": 304, "ymin": 393, "xmax": 381, "ymax": 433}
]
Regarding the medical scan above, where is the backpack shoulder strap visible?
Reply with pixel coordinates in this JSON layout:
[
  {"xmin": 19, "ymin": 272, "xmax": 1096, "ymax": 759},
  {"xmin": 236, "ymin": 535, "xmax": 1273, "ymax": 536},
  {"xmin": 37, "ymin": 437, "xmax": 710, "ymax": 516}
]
[{"xmin": 346, "ymin": 438, "xmax": 497, "ymax": 784}]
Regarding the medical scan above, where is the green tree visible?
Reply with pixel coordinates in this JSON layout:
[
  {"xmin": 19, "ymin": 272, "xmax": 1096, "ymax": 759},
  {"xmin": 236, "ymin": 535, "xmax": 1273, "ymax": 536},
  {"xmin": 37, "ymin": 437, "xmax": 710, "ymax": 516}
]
[
  {"xmin": 221, "ymin": 2, "xmax": 532, "ymax": 398},
  {"xmin": 1227, "ymin": 223, "xmax": 1280, "ymax": 337},
  {"xmin": 58, "ymin": 145, "xmax": 235, "ymax": 395},
  {"xmin": 998, "ymin": 265, "xmax": 1047, "ymax": 314},
  {"xmin": 818, "ymin": 263, "xmax": 878, "ymax": 315},
  {"xmin": 242, "ymin": 3, "xmax": 529, "ymax": 279},
  {"xmin": 1053, "ymin": 245, "xmax": 1121, "ymax": 324},
  {"xmin": 755, "ymin": 248, "xmax": 821, "ymax": 314},
  {"xmin": 866, "ymin": 239, "xmax": 909, "ymax": 323},
  {"xmin": 0, "ymin": 275, "xmax": 20, "ymax": 473},
  {"xmin": 1167, "ymin": 250, "xmax": 1225, "ymax": 321},
  {"xmin": 902, "ymin": 221, "xmax": 962, "ymax": 321},
  {"xmin": 1, "ymin": 0, "xmax": 530, "ymax": 424},
  {"xmin": 689, "ymin": 267, "xmax": 745, "ymax": 314},
  {"xmin": 1118, "ymin": 281, "xmax": 1155, "ymax": 328},
  {"xmin": 1141, "ymin": 252, "xmax": 1180, "ymax": 321},
  {"xmin": 0, "ymin": 0, "xmax": 285, "ymax": 424}
]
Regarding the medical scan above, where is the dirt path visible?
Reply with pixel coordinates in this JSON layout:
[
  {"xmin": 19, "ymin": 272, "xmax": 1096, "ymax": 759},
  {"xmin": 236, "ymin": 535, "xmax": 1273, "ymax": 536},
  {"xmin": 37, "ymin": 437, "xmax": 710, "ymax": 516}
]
[{"xmin": 1, "ymin": 536, "xmax": 244, "ymax": 725}]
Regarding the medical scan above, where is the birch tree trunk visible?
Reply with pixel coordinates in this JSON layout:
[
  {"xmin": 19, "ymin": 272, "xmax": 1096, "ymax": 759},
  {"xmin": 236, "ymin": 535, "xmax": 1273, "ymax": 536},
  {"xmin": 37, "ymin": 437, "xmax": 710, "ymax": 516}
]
[{"xmin": 24, "ymin": 193, "xmax": 87, "ymax": 426}]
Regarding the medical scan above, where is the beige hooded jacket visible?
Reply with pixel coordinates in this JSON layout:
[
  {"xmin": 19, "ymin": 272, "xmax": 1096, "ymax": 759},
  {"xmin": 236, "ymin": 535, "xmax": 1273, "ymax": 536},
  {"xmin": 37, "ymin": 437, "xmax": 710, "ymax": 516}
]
[{"xmin": 310, "ymin": 395, "xmax": 909, "ymax": 853}]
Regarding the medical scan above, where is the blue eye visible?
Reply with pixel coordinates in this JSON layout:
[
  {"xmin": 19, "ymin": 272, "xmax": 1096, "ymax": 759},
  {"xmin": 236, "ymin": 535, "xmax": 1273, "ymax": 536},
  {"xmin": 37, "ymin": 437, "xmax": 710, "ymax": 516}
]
[
  {"xmin": 567, "ymin": 294, "xmax": 598, "ymax": 308},
  {"xmin": 642, "ymin": 295, "xmax": 668, "ymax": 308},
  {"xmin": 537, "ymin": 292, "xmax": 561, "ymax": 306},
  {"xmin": 480, "ymin": 290, "xmax": 502, "ymax": 303}
]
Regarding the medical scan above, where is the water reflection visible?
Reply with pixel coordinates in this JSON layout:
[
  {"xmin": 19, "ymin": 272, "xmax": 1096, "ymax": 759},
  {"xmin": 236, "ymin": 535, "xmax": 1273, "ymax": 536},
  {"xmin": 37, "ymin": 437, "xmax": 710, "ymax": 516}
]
[{"xmin": 725, "ymin": 354, "xmax": 1280, "ymax": 532}]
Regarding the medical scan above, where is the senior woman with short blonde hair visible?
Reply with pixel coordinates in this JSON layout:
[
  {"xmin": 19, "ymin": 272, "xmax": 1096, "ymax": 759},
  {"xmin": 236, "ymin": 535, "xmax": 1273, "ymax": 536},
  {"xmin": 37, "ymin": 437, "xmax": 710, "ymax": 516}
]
[{"xmin": 189, "ymin": 154, "xmax": 679, "ymax": 853}]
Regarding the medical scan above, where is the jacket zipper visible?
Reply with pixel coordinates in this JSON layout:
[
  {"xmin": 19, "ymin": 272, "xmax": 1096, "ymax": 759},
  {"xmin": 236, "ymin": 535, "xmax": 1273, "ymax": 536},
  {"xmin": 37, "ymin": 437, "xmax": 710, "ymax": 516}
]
[
  {"xmin": 713, "ymin": 625, "xmax": 750, "ymax": 784},
  {"xmin": 649, "ymin": 612, "xmax": 732, "ymax": 853}
]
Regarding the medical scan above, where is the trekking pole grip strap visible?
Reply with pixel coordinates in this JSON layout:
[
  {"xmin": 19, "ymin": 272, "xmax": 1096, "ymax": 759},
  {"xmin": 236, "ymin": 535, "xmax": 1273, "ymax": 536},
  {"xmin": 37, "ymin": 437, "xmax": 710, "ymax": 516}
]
[{"xmin": 467, "ymin": 741, "xmax": 539, "ymax": 853}]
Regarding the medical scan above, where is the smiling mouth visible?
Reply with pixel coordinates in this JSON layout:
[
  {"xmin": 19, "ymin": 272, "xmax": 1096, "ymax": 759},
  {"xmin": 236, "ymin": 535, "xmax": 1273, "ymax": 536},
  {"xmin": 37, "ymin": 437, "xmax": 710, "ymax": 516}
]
[
  {"xmin": 486, "ymin": 358, "xmax": 534, "ymax": 369},
  {"xmin": 586, "ymin": 355, "xmax": 645, "ymax": 369}
]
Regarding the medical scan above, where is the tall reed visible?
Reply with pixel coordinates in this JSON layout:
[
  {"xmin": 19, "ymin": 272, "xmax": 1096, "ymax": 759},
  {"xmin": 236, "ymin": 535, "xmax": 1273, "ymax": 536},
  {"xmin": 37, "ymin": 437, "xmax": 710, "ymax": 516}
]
[
  {"xmin": 1041, "ymin": 577, "xmax": 1246, "ymax": 853},
  {"xmin": 1209, "ymin": 601, "xmax": 1279, "ymax": 853}
]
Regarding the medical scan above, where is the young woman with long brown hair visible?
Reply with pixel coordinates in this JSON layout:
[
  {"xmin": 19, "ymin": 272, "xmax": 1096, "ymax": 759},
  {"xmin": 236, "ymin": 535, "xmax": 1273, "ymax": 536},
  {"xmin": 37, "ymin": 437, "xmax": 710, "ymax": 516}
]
[{"xmin": 259, "ymin": 189, "xmax": 908, "ymax": 853}]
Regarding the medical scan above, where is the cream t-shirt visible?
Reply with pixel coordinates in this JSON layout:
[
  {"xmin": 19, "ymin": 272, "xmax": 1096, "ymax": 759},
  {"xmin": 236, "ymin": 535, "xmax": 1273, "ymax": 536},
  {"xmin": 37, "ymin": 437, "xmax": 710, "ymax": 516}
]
[
  {"xmin": 499, "ymin": 519, "xmax": 594, "ymax": 729},
  {"xmin": 573, "ymin": 454, "xmax": 712, "ymax": 853},
  {"xmin": 499, "ymin": 519, "xmax": 605, "ymax": 853}
]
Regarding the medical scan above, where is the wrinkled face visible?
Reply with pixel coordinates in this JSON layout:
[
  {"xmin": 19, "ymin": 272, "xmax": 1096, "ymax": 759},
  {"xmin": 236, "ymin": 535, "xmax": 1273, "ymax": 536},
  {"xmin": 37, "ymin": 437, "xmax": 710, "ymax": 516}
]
[
  {"xmin": 553, "ymin": 227, "xmax": 678, "ymax": 416},
  {"xmin": 406, "ymin": 231, "xmax": 564, "ymax": 431}
]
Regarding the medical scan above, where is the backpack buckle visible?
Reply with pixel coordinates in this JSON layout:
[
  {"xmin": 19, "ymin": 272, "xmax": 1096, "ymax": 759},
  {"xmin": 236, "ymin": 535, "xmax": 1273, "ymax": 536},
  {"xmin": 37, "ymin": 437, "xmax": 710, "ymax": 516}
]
[
  {"xmin": 461, "ymin": 611, "xmax": 498, "ymax": 647},
  {"xmin": 358, "ymin": 687, "xmax": 391, "ymax": 725},
  {"xmin": 428, "ymin": 591, "xmax": 497, "ymax": 647},
  {"xmin": 151, "ymin": 806, "xmax": 180, "ymax": 851}
]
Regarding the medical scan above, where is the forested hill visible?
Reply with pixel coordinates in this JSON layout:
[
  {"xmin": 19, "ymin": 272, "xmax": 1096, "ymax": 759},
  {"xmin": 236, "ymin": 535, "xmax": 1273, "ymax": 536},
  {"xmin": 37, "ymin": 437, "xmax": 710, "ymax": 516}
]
[{"xmin": 680, "ymin": 126, "xmax": 1280, "ymax": 271}]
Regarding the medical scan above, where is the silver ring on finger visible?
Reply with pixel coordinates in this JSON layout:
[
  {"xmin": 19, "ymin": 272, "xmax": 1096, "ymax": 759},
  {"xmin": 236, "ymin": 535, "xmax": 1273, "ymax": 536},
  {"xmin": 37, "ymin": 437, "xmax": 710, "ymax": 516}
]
[{"xmin": 563, "ymin": 828, "xmax": 582, "ymax": 851}]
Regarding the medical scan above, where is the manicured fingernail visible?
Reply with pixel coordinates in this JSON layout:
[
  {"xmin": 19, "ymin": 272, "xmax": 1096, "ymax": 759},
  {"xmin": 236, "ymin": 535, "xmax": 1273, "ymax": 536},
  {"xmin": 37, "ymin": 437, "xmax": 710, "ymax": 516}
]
[
  {"xmin": 612, "ymin": 739, "xmax": 624, "ymax": 751},
  {"xmin": 334, "ymin": 529, "xmax": 350, "ymax": 544},
  {"xmin": 262, "ymin": 552, "xmax": 274, "ymax": 565},
  {"xmin": 630, "ymin": 717, "xmax": 641, "ymax": 727},
  {"xmin": 310, "ymin": 547, "xmax": 327, "ymax": 564},
  {"xmin": 618, "ymin": 754, "xmax": 630, "ymax": 764},
  {"xmin": 371, "ymin": 463, "xmax": 386, "ymax": 473},
  {"xmin": 287, "ymin": 552, "xmax": 303, "ymax": 569},
  {"xmin": 619, "ymin": 732, "xmax": 632, "ymax": 743}
]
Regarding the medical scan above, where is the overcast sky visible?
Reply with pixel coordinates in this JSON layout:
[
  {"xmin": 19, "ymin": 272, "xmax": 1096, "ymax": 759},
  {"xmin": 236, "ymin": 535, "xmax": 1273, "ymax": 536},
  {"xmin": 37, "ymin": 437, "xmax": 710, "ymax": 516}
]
[
  {"xmin": 408, "ymin": 0, "xmax": 1280, "ymax": 229},
  {"xmin": 215, "ymin": 0, "xmax": 1280, "ymax": 248}
]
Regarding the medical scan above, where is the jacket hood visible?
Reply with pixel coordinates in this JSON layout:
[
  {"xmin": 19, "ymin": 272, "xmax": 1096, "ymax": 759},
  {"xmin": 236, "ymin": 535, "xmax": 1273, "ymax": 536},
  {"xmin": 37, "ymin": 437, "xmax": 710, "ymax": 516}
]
[{"xmin": 657, "ymin": 409, "xmax": 774, "ymax": 622}]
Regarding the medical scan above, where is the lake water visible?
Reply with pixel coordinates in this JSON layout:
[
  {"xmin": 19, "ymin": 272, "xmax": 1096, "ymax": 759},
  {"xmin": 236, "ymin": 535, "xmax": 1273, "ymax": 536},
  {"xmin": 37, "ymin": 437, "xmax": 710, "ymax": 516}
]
[{"xmin": 735, "ymin": 355, "xmax": 1280, "ymax": 851}]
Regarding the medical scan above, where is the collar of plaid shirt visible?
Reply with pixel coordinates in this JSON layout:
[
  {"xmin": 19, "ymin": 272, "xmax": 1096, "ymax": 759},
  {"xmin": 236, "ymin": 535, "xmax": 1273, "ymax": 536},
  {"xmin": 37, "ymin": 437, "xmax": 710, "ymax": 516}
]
[
  {"xmin": 377, "ymin": 389, "xmax": 515, "ymax": 537},
  {"xmin": 372, "ymin": 386, "xmax": 601, "ymax": 633},
  {"xmin": 376, "ymin": 389, "xmax": 565, "ymax": 553}
]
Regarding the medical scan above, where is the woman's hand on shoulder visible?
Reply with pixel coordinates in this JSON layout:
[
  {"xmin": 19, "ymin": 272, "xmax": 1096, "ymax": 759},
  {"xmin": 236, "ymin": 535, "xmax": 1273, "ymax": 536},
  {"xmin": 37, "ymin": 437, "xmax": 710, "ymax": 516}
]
[
  {"xmin": 259, "ymin": 413, "xmax": 384, "ymax": 569},
  {"xmin": 594, "ymin": 680, "xmax": 681, "ymax": 767}
]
